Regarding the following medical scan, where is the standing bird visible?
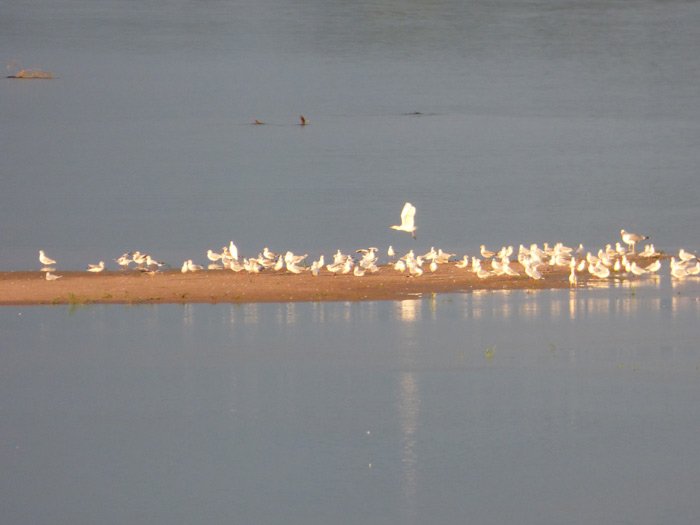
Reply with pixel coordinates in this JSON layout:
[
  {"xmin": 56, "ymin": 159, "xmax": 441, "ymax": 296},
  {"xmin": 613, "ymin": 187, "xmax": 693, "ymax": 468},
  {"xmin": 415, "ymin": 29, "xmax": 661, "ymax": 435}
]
[
  {"xmin": 480, "ymin": 245, "xmax": 496, "ymax": 259},
  {"xmin": 620, "ymin": 229, "xmax": 649, "ymax": 254},
  {"xmin": 39, "ymin": 250, "xmax": 56, "ymax": 266},
  {"xmin": 299, "ymin": 115, "xmax": 307, "ymax": 126},
  {"xmin": 390, "ymin": 202, "xmax": 417, "ymax": 239}
]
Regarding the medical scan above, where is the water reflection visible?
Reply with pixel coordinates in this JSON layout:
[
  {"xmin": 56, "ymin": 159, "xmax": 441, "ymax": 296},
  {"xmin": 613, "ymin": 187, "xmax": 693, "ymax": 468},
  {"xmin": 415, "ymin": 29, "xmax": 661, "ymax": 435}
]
[
  {"xmin": 397, "ymin": 372, "xmax": 420, "ymax": 522},
  {"xmin": 284, "ymin": 303, "xmax": 297, "ymax": 325},
  {"xmin": 459, "ymin": 280, "xmax": 697, "ymax": 322},
  {"xmin": 569, "ymin": 291, "xmax": 577, "ymax": 320},
  {"xmin": 588, "ymin": 275, "xmax": 662, "ymax": 290},
  {"xmin": 174, "ymin": 278, "xmax": 699, "ymax": 332},
  {"xmin": 243, "ymin": 303, "xmax": 259, "ymax": 324},
  {"xmin": 182, "ymin": 303, "xmax": 194, "ymax": 327},
  {"xmin": 671, "ymin": 293, "xmax": 700, "ymax": 317},
  {"xmin": 311, "ymin": 301, "xmax": 325, "ymax": 324},
  {"xmin": 397, "ymin": 299, "xmax": 421, "ymax": 323},
  {"xmin": 520, "ymin": 295, "xmax": 540, "ymax": 320}
]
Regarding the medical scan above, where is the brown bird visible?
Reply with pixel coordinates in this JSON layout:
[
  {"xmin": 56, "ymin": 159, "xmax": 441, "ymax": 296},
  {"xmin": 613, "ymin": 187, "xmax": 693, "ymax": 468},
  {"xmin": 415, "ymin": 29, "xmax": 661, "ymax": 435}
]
[{"xmin": 299, "ymin": 115, "xmax": 307, "ymax": 126}]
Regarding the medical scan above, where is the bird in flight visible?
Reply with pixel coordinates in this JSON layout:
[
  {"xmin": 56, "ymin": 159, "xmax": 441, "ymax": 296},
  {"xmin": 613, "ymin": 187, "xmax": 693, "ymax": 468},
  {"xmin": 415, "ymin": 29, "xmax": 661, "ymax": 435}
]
[{"xmin": 390, "ymin": 202, "xmax": 417, "ymax": 239}]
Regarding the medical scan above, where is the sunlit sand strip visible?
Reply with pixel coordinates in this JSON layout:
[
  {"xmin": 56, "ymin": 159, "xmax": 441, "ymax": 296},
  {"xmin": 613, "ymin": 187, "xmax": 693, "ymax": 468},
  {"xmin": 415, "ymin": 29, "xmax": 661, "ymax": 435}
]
[{"xmin": 0, "ymin": 257, "xmax": 669, "ymax": 305}]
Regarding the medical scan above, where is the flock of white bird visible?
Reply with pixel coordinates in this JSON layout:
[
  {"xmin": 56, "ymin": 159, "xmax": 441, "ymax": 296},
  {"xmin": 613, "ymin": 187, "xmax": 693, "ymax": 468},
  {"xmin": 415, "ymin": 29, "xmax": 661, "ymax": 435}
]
[{"xmin": 38, "ymin": 202, "xmax": 698, "ymax": 285}]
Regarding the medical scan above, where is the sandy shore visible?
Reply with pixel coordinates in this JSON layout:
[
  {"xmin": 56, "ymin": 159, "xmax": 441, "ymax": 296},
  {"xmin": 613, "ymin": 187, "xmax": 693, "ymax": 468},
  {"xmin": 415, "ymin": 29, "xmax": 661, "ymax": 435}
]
[{"xmin": 0, "ymin": 260, "xmax": 661, "ymax": 305}]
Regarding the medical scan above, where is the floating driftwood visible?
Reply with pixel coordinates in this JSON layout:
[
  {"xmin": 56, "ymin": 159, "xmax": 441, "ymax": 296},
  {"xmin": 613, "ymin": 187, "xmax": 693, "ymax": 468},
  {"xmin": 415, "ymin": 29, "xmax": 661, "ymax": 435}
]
[{"xmin": 7, "ymin": 69, "xmax": 54, "ymax": 79}]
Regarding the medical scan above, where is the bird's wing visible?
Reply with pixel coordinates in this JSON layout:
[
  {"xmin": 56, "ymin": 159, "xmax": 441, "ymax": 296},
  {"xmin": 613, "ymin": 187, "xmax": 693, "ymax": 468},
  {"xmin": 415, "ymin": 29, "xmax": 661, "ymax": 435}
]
[{"xmin": 400, "ymin": 202, "xmax": 416, "ymax": 227}]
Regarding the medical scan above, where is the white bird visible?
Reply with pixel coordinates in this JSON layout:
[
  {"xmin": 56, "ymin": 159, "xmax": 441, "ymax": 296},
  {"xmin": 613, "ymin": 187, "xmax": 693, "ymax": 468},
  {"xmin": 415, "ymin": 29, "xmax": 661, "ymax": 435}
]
[
  {"xmin": 589, "ymin": 263, "xmax": 610, "ymax": 279},
  {"xmin": 262, "ymin": 247, "xmax": 278, "ymax": 260},
  {"xmin": 491, "ymin": 258, "xmax": 504, "ymax": 274},
  {"xmin": 639, "ymin": 244, "xmax": 658, "ymax": 257},
  {"xmin": 115, "ymin": 254, "xmax": 132, "ymax": 269},
  {"xmin": 326, "ymin": 261, "xmax": 344, "ymax": 274},
  {"xmin": 476, "ymin": 268, "xmax": 492, "ymax": 279},
  {"xmin": 471, "ymin": 257, "xmax": 482, "ymax": 272},
  {"xmin": 181, "ymin": 260, "xmax": 189, "ymax": 273},
  {"xmin": 39, "ymin": 250, "xmax": 56, "ymax": 266},
  {"xmin": 568, "ymin": 266, "xmax": 577, "ymax": 287},
  {"xmin": 286, "ymin": 261, "xmax": 305, "ymax": 274},
  {"xmin": 524, "ymin": 262, "xmax": 543, "ymax": 280},
  {"xmin": 620, "ymin": 229, "xmax": 649, "ymax": 253},
  {"xmin": 310, "ymin": 260, "xmax": 321, "ymax": 276},
  {"xmin": 229, "ymin": 241, "xmax": 239, "ymax": 261},
  {"xmin": 87, "ymin": 261, "xmax": 105, "ymax": 273},
  {"xmin": 332, "ymin": 249, "xmax": 347, "ymax": 265},
  {"xmin": 341, "ymin": 258, "xmax": 354, "ymax": 274},
  {"xmin": 390, "ymin": 202, "xmax": 417, "ymax": 238},
  {"xmin": 228, "ymin": 259, "xmax": 244, "ymax": 272},
  {"xmin": 132, "ymin": 252, "xmax": 148, "ymax": 266},
  {"xmin": 501, "ymin": 258, "xmax": 520, "ymax": 276},
  {"xmin": 679, "ymin": 248, "xmax": 697, "ymax": 263},
  {"xmin": 243, "ymin": 258, "xmax": 261, "ymax": 273},
  {"xmin": 455, "ymin": 255, "xmax": 470, "ymax": 269},
  {"xmin": 187, "ymin": 259, "xmax": 204, "ymax": 272},
  {"xmin": 480, "ymin": 245, "xmax": 495, "ymax": 259},
  {"xmin": 207, "ymin": 249, "xmax": 222, "ymax": 262},
  {"xmin": 145, "ymin": 255, "xmax": 164, "ymax": 267},
  {"xmin": 406, "ymin": 258, "xmax": 424, "ymax": 277},
  {"xmin": 284, "ymin": 251, "xmax": 308, "ymax": 266},
  {"xmin": 435, "ymin": 248, "xmax": 455, "ymax": 264},
  {"xmin": 387, "ymin": 245, "xmax": 396, "ymax": 258},
  {"xmin": 496, "ymin": 246, "xmax": 513, "ymax": 259},
  {"xmin": 45, "ymin": 272, "xmax": 62, "ymax": 281},
  {"xmin": 629, "ymin": 262, "xmax": 647, "ymax": 276},
  {"xmin": 645, "ymin": 260, "xmax": 661, "ymax": 273},
  {"xmin": 671, "ymin": 261, "xmax": 688, "ymax": 280}
]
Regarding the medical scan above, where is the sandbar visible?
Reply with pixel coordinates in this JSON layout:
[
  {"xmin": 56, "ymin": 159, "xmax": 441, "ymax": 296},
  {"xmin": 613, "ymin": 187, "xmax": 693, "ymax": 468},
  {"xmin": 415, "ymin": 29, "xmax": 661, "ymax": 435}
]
[{"xmin": 0, "ymin": 260, "xmax": 660, "ymax": 305}]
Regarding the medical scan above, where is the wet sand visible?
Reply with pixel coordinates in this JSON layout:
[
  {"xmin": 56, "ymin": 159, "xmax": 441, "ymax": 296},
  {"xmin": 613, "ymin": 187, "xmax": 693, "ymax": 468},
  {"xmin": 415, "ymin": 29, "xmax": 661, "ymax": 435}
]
[{"xmin": 0, "ymin": 261, "xmax": 658, "ymax": 305}]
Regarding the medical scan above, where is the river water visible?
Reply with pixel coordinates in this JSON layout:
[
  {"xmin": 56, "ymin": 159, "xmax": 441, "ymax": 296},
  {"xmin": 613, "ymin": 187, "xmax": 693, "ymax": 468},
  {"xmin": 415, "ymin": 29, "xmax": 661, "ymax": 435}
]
[
  {"xmin": 2, "ymin": 0, "xmax": 700, "ymax": 523},
  {"xmin": 3, "ymin": 280, "xmax": 700, "ymax": 525}
]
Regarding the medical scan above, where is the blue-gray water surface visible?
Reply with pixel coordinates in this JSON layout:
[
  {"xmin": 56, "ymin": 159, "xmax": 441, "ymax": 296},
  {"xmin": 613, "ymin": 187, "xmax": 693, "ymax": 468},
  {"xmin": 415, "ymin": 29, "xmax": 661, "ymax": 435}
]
[
  {"xmin": 1, "ymin": 0, "xmax": 699, "ymax": 268},
  {"xmin": 2, "ymin": 1, "xmax": 700, "ymax": 524},
  {"xmin": 2, "ymin": 280, "xmax": 700, "ymax": 525}
]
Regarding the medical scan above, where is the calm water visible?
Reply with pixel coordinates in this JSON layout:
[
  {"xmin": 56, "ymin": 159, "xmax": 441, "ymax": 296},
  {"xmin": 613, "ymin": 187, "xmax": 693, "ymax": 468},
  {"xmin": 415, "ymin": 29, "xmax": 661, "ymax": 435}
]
[
  {"xmin": 2, "ymin": 0, "xmax": 699, "ymax": 268},
  {"xmin": 2, "ymin": 281, "xmax": 700, "ymax": 525},
  {"xmin": 2, "ymin": 1, "xmax": 700, "ymax": 524}
]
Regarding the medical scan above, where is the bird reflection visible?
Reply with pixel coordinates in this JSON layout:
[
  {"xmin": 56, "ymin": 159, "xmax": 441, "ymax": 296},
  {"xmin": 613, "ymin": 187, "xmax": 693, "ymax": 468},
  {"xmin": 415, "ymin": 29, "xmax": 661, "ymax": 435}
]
[
  {"xmin": 243, "ymin": 303, "xmax": 259, "ymax": 324},
  {"xmin": 520, "ymin": 300, "xmax": 539, "ymax": 319},
  {"xmin": 182, "ymin": 303, "xmax": 194, "ymax": 326},
  {"xmin": 312, "ymin": 301, "xmax": 326, "ymax": 323},
  {"xmin": 285, "ymin": 303, "xmax": 297, "ymax": 325},
  {"xmin": 569, "ymin": 292, "xmax": 577, "ymax": 320},
  {"xmin": 397, "ymin": 299, "xmax": 421, "ymax": 323}
]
